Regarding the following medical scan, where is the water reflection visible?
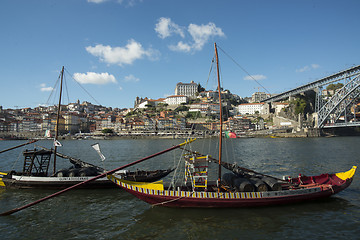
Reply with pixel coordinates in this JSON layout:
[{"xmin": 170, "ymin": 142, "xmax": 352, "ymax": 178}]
[
  {"xmin": 122, "ymin": 196, "xmax": 354, "ymax": 240},
  {"xmin": 0, "ymin": 137, "xmax": 359, "ymax": 239}
]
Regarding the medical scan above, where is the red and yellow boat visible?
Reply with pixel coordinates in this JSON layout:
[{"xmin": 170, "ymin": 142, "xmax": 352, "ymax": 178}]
[
  {"xmin": 107, "ymin": 43, "xmax": 357, "ymax": 208},
  {"xmin": 108, "ymin": 166, "xmax": 356, "ymax": 207}
]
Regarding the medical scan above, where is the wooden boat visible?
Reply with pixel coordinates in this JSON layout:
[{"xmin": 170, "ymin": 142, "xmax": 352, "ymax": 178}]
[
  {"xmin": 0, "ymin": 168, "xmax": 174, "ymax": 189},
  {"xmin": 108, "ymin": 43, "xmax": 357, "ymax": 207},
  {"xmin": 0, "ymin": 143, "xmax": 174, "ymax": 190},
  {"xmin": 0, "ymin": 67, "xmax": 173, "ymax": 190},
  {"xmin": 108, "ymin": 163, "xmax": 356, "ymax": 207}
]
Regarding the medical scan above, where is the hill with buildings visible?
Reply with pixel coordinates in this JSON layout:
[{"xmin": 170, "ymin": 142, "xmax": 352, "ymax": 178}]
[{"xmin": 0, "ymin": 81, "xmax": 324, "ymax": 139}]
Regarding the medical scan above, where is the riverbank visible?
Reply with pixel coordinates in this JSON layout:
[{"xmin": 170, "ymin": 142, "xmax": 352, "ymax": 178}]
[{"xmin": 0, "ymin": 127, "xmax": 350, "ymax": 140}]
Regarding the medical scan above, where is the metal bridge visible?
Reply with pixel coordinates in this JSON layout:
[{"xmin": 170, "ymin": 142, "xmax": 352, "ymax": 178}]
[{"xmin": 262, "ymin": 65, "xmax": 360, "ymax": 128}]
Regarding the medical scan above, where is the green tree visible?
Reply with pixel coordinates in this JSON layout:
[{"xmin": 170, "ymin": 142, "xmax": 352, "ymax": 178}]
[
  {"xmin": 327, "ymin": 83, "xmax": 344, "ymax": 91},
  {"xmin": 175, "ymin": 105, "xmax": 189, "ymax": 112},
  {"xmin": 293, "ymin": 98, "xmax": 307, "ymax": 115},
  {"xmin": 185, "ymin": 111, "xmax": 201, "ymax": 119},
  {"xmin": 102, "ymin": 128, "xmax": 114, "ymax": 134}
]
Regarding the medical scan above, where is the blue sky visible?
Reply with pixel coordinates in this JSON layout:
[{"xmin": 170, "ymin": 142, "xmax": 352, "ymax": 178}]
[{"xmin": 1, "ymin": 0, "xmax": 359, "ymax": 109}]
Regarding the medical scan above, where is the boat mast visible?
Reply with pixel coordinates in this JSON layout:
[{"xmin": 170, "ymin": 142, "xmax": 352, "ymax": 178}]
[
  {"xmin": 53, "ymin": 66, "xmax": 64, "ymax": 175},
  {"xmin": 214, "ymin": 43, "xmax": 223, "ymax": 187}
]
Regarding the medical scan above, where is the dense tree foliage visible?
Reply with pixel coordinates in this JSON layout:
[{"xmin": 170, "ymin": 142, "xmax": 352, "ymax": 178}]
[
  {"xmin": 327, "ymin": 83, "xmax": 344, "ymax": 91},
  {"xmin": 102, "ymin": 128, "xmax": 114, "ymax": 134}
]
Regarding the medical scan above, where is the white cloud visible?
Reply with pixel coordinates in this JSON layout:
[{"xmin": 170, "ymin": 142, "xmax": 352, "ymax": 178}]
[
  {"xmin": 155, "ymin": 18, "xmax": 225, "ymax": 53},
  {"xmin": 87, "ymin": 0, "xmax": 141, "ymax": 5},
  {"xmin": 73, "ymin": 72, "xmax": 117, "ymax": 84},
  {"xmin": 41, "ymin": 87, "xmax": 54, "ymax": 92},
  {"xmin": 87, "ymin": 0, "xmax": 107, "ymax": 3},
  {"xmin": 118, "ymin": 0, "xmax": 142, "ymax": 6},
  {"xmin": 155, "ymin": 17, "xmax": 185, "ymax": 39},
  {"xmin": 86, "ymin": 39, "xmax": 157, "ymax": 66},
  {"xmin": 243, "ymin": 75, "xmax": 267, "ymax": 81},
  {"xmin": 40, "ymin": 83, "xmax": 54, "ymax": 92},
  {"xmin": 169, "ymin": 41, "xmax": 192, "ymax": 52},
  {"xmin": 188, "ymin": 22, "xmax": 225, "ymax": 51},
  {"xmin": 124, "ymin": 74, "xmax": 140, "ymax": 82},
  {"xmin": 296, "ymin": 64, "xmax": 320, "ymax": 73},
  {"xmin": 311, "ymin": 64, "xmax": 320, "ymax": 69}
]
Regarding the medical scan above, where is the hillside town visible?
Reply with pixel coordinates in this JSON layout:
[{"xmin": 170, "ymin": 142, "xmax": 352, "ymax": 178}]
[{"xmin": 0, "ymin": 81, "xmax": 321, "ymax": 139}]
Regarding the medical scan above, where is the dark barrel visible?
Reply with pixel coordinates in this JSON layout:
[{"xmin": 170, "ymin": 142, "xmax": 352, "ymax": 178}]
[
  {"xmin": 68, "ymin": 169, "xmax": 80, "ymax": 177},
  {"xmin": 222, "ymin": 172, "xmax": 237, "ymax": 188},
  {"xmin": 55, "ymin": 169, "xmax": 69, "ymax": 177},
  {"xmin": 79, "ymin": 167, "xmax": 99, "ymax": 177},
  {"xmin": 261, "ymin": 177, "xmax": 282, "ymax": 191},
  {"xmin": 250, "ymin": 177, "xmax": 269, "ymax": 192},
  {"xmin": 233, "ymin": 177, "xmax": 255, "ymax": 192}
]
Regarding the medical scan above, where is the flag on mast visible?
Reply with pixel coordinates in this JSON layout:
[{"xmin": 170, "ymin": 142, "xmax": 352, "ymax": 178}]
[
  {"xmin": 91, "ymin": 143, "xmax": 106, "ymax": 161},
  {"xmin": 53, "ymin": 139, "xmax": 62, "ymax": 147}
]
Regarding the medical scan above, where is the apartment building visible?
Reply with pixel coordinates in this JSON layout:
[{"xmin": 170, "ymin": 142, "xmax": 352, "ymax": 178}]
[
  {"xmin": 164, "ymin": 95, "xmax": 188, "ymax": 106},
  {"xmin": 238, "ymin": 103, "xmax": 270, "ymax": 115}
]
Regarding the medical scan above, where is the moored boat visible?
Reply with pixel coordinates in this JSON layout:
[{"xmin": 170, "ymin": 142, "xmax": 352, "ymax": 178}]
[
  {"xmin": 0, "ymin": 67, "xmax": 173, "ymax": 190},
  {"xmin": 0, "ymin": 146, "xmax": 174, "ymax": 189},
  {"xmin": 108, "ymin": 165, "xmax": 356, "ymax": 207},
  {"xmin": 107, "ymin": 43, "xmax": 357, "ymax": 207}
]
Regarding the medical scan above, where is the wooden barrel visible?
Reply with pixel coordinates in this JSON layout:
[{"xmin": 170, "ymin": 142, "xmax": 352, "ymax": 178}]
[
  {"xmin": 79, "ymin": 167, "xmax": 99, "ymax": 177},
  {"xmin": 222, "ymin": 172, "xmax": 236, "ymax": 188},
  {"xmin": 55, "ymin": 169, "xmax": 69, "ymax": 177},
  {"xmin": 261, "ymin": 177, "xmax": 282, "ymax": 191},
  {"xmin": 68, "ymin": 169, "xmax": 80, "ymax": 177},
  {"xmin": 233, "ymin": 177, "xmax": 255, "ymax": 192},
  {"xmin": 250, "ymin": 177, "xmax": 269, "ymax": 192}
]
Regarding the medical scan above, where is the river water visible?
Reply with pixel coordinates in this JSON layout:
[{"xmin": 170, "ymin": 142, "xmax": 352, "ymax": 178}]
[{"xmin": 0, "ymin": 137, "xmax": 359, "ymax": 239}]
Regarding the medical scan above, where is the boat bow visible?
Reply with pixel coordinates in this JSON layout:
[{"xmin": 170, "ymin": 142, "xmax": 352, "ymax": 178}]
[{"xmin": 335, "ymin": 166, "xmax": 357, "ymax": 181}]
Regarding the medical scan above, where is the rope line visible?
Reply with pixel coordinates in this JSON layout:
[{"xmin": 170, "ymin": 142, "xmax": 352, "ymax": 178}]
[
  {"xmin": 64, "ymin": 67, "xmax": 102, "ymax": 106},
  {"xmin": 217, "ymin": 44, "xmax": 271, "ymax": 95}
]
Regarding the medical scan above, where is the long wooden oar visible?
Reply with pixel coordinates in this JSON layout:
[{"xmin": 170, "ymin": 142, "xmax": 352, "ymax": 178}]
[
  {"xmin": 0, "ymin": 140, "xmax": 38, "ymax": 155},
  {"xmin": 0, "ymin": 139, "xmax": 195, "ymax": 216}
]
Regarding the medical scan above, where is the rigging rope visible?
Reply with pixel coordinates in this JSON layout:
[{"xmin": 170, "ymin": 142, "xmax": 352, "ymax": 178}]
[
  {"xmin": 168, "ymin": 124, "xmax": 197, "ymax": 190},
  {"xmin": 45, "ymin": 73, "xmax": 61, "ymax": 106},
  {"xmin": 11, "ymin": 148, "xmax": 24, "ymax": 171},
  {"xmin": 64, "ymin": 67, "xmax": 102, "ymax": 106},
  {"xmin": 205, "ymin": 56, "xmax": 215, "ymax": 90},
  {"xmin": 63, "ymin": 73, "xmax": 70, "ymax": 105},
  {"xmin": 217, "ymin": 45, "xmax": 271, "ymax": 95}
]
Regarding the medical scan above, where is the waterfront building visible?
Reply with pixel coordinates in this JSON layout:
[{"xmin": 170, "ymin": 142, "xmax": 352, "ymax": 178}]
[
  {"xmin": 226, "ymin": 117, "xmax": 252, "ymax": 131},
  {"xmin": 64, "ymin": 113, "xmax": 80, "ymax": 134},
  {"xmin": 157, "ymin": 117, "xmax": 175, "ymax": 130},
  {"xmin": 0, "ymin": 119, "xmax": 9, "ymax": 132},
  {"xmin": 19, "ymin": 118, "xmax": 42, "ymax": 132},
  {"xmin": 51, "ymin": 116, "xmax": 65, "ymax": 133},
  {"xmin": 143, "ymin": 117, "xmax": 156, "ymax": 130},
  {"xmin": 132, "ymin": 120, "xmax": 145, "ymax": 130}
]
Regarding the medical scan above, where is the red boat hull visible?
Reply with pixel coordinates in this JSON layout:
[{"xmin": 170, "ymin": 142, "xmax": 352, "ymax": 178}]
[{"xmin": 109, "ymin": 167, "xmax": 356, "ymax": 208}]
